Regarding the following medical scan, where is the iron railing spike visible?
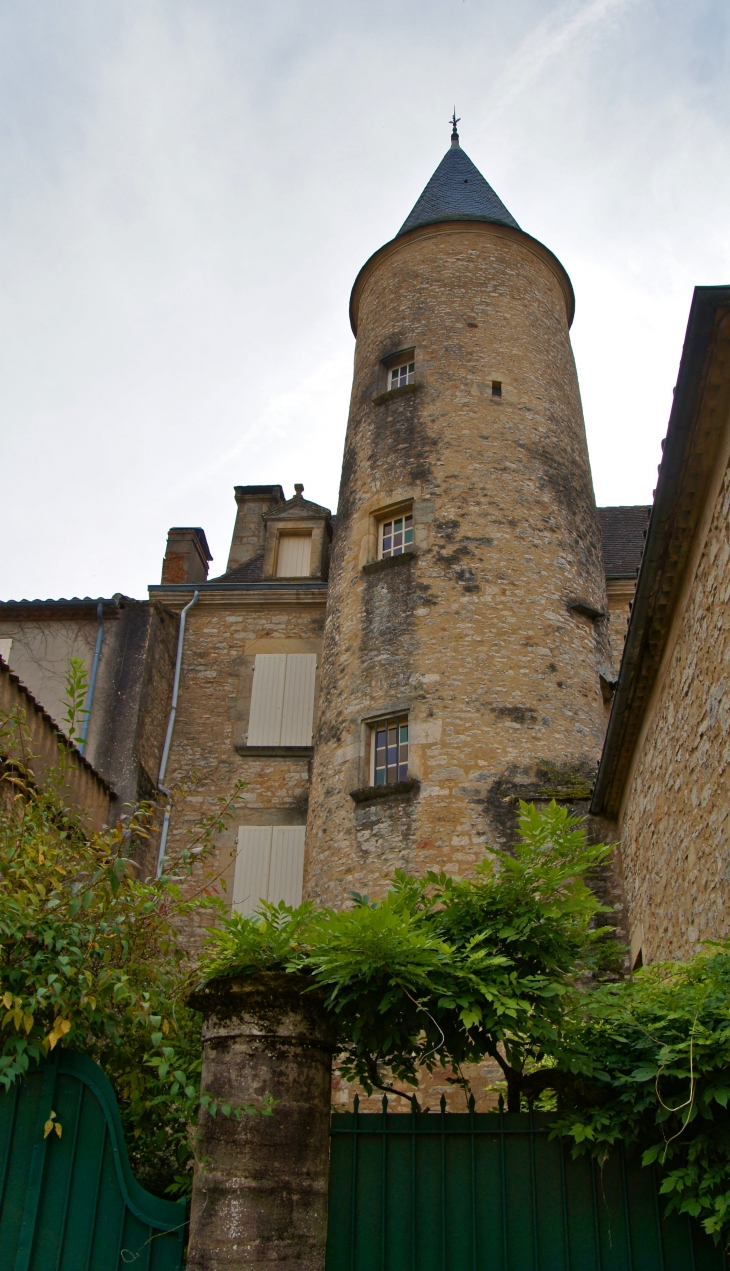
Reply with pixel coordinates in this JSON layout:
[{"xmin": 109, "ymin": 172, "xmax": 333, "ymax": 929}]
[
  {"xmin": 382, "ymin": 1093, "xmax": 388, "ymax": 1113},
  {"xmin": 498, "ymin": 1094, "xmax": 504, "ymax": 1113},
  {"xmin": 468, "ymin": 1094, "xmax": 475, "ymax": 1113},
  {"xmin": 353, "ymin": 1093, "xmax": 359, "ymax": 1113},
  {"xmin": 440, "ymin": 1094, "xmax": 447, "ymax": 1114}
]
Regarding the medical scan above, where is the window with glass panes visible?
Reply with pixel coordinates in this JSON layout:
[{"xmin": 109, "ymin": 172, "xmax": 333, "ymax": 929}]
[
  {"xmin": 389, "ymin": 361, "xmax": 415, "ymax": 390},
  {"xmin": 372, "ymin": 716, "xmax": 409, "ymax": 786},
  {"xmin": 379, "ymin": 513, "xmax": 413, "ymax": 559}
]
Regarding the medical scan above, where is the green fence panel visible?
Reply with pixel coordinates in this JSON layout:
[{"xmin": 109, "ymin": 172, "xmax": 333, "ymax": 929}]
[
  {"xmin": 327, "ymin": 1097, "xmax": 727, "ymax": 1271},
  {"xmin": 0, "ymin": 1049, "xmax": 185, "ymax": 1271}
]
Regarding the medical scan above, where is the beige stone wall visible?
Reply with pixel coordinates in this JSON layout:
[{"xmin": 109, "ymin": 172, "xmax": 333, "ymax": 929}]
[
  {"xmin": 305, "ymin": 221, "xmax": 611, "ymax": 909},
  {"xmin": 159, "ymin": 590, "xmax": 325, "ymax": 950},
  {"xmin": 620, "ymin": 460, "xmax": 730, "ymax": 964},
  {"xmin": 605, "ymin": 578, "xmax": 635, "ymax": 671}
]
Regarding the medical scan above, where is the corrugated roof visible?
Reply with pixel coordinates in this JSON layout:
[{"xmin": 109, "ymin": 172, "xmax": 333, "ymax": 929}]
[
  {"xmin": 597, "ymin": 506, "xmax": 651, "ymax": 578},
  {"xmin": 397, "ymin": 139, "xmax": 519, "ymax": 238}
]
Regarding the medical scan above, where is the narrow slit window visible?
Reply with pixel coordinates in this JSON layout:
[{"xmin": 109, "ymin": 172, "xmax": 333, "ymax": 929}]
[
  {"xmin": 372, "ymin": 715, "xmax": 409, "ymax": 786},
  {"xmin": 491, "ymin": 380, "xmax": 502, "ymax": 398},
  {"xmin": 379, "ymin": 512, "xmax": 413, "ymax": 559},
  {"xmin": 389, "ymin": 361, "xmax": 415, "ymax": 390}
]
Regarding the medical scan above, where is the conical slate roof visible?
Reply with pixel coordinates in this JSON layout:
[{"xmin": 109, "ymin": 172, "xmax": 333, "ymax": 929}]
[{"xmin": 397, "ymin": 138, "xmax": 519, "ymax": 238}]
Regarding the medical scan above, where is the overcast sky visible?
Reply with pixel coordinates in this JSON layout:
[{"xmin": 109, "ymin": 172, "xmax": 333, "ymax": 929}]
[{"xmin": 1, "ymin": 0, "xmax": 728, "ymax": 600}]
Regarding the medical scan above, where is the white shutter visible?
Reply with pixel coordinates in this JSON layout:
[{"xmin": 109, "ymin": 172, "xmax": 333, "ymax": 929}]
[
  {"xmin": 276, "ymin": 535, "xmax": 312, "ymax": 577},
  {"xmin": 269, "ymin": 826, "xmax": 306, "ymax": 908},
  {"xmin": 0, "ymin": 639, "xmax": 11, "ymax": 664},
  {"xmin": 247, "ymin": 654, "xmax": 287, "ymax": 745},
  {"xmin": 232, "ymin": 826, "xmax": 272, "ymax": 914},
  {"xmin": 280, "ymin": 654, "xmax": 317, "ymax": 746},
  {"xmin": 232, "ymin": 824, "xmax": 305, "ymax": 914}
]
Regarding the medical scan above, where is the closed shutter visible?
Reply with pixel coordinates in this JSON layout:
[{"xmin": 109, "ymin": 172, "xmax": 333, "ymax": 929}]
[
  {"xmin": 232, "ymin": 825, "xmax": 305, "ymax": 914},
  {"xmin": 269, "ymin": 826, "xmax": 306, "ymax": 908},
  {"xmin": 232, "ymin": 826, "xmax": 272, "ymax": 914},
  {"xmin": 280, "ymin": 655, "xmax": 317, "ymax": 745},
  {"xmin": 247, "ymin": 653, "xmax": 316, "ymax": 747},
  {"xmin": 0, "ymin": 639, "xmax": 11, "ymax": 664},
  {"xmin": 247, "ymin": 654, "xmax": 287, "ymax": 745},
  {"xmin": 276, "ymin": 535, "xmax": 312, "ymax": 577}
]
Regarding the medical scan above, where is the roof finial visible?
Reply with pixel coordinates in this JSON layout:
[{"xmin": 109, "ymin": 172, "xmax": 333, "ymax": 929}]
[{"xmin": 450, "ymin": 108, "xmax": 460, "ymax": 148}]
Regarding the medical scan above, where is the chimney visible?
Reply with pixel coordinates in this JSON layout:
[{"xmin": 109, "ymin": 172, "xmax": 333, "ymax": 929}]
[
  {"xmin": 161, "ymin": 528, "xmax": 212, "ymax": 584},
  {"xmin": 226, "ymin": 485, "xmax": 285, "ymax": 572}
]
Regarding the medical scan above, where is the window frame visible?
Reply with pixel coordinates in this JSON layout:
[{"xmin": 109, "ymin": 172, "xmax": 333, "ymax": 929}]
[
  {"xmin": 388, "ymin": 360, "xmax": 415, "ymax": 391},
  {"xmin": 370, "ymin": 714, "xmax": 409, "ymax": 787},
  {"xmin": 377, "ymin": 507, "xmax": 414, "ymax": 560}
]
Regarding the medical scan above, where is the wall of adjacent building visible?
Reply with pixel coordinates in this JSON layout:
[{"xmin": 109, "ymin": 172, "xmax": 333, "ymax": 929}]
[
  {"xmin": 158, "ymin": 588, "xmax": 326, "ymax": 950},
  {"xmin": 620, "ymin": 460, "xmax": 730, "ymax": 964}
]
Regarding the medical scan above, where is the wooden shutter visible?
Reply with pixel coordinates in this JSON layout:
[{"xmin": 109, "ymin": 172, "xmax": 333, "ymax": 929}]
[
  {"xmin": 0, "ymin": 639, "xmax": 11, "ymax": 664},
  {"xmin": 280, "ymin": 654, "xmax": 317, "ymax": 746},
  {"xmin": 276, "ymin": 534, "xmax": 312, "ymax": 577},
  {"xmin": 232, "ymin": 825, "xmax": 305, "ymax": 913},
  {"xmin": 247, "ymin": 654, "xmax": 287, "ymax": 745},
  {"xmin": 269, "ymin": 826, "xmax": 305, "ymax": 907},
  {"xmin": 232, "ymin": 826, "xmax": 272, "ymax": 914}
]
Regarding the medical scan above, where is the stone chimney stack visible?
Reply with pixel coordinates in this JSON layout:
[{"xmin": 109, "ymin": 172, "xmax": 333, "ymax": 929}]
[
  {"xmin": 161, "ymin": 528, "xmax": 212, "ymax": 584},
  {"xmin": 226, "ymin": 485, "xmax": 285, "ymax": 572}
]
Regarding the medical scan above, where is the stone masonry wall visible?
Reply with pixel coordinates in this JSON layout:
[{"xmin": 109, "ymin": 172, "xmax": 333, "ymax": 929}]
[
  {"xmin": 305, "ymin": 221, "xmax": 612, "ymax": 910},
  {"xmin": 160, "ymin": 591, "xmax": 326, "ymax": 951},
  {"xmin": 620, "ymin": 459, "xmax": 730, "ymax": 963}
]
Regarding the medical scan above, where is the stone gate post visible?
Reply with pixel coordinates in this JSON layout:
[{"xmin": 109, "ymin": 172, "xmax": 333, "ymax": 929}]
[{"xmin": 186, "ymin": 972, "xmax": 336, "ymax": 1271}]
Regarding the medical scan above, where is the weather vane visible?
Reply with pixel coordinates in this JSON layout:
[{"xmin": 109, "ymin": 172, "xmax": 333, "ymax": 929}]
[{"xmin": 450, "ymin": 109, "xmax": 461, "ymax": 139}]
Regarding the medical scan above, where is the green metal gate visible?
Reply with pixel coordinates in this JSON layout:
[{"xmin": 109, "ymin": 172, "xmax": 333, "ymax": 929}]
[
  {"xmin": 0, "ymin": 1050, "xmax": 185, "ymax": 1271},
  {"xmin": 327, "ymin": 1095, "xmax": 727, "ymax": 1271}
]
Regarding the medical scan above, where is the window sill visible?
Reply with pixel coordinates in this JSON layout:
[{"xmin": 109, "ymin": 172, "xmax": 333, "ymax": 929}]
[
  {"xmin": 372, "ymin": 383, "xmax": 418, "ymax": 407},
  {"xmin": 362, "ymin": 550, "xmax": 416, "ymax": 576},
  {"xmin": 235, "ymin": 744, "xmax": 314, "ymax": 757},
  {"xmin": 349, "ymin": 778, "xmax": 420, "ymax": 804}
]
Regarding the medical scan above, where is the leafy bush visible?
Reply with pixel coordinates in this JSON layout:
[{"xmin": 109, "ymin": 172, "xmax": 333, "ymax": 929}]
[
  {"xmin": 202, "ymin": 801, "xmax": 616, "ymax": 1103},
  {"xmin": 550, "ymin": 943, "xmax": 730, "ymax": 1241},
  {"xmin": 0, "ymin": 707, "xmax": 269, "ymax": 1196}
]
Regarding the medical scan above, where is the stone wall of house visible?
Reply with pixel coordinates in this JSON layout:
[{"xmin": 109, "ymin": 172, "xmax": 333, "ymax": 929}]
[
  {"xmin": 620, "ymin": 460, "xmax": 730, "ymax": 963},
  {"xmin": 160, "ymin": 590, "xmax": 326, "ymax": 950},
  {"xmin": 305, "ymin": 221, "xmax": 612, "ymax": 910}
]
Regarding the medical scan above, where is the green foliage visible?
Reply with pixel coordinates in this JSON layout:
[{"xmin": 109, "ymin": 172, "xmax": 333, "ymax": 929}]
[
  {"xmin": 61, "ymin": 657, "xmax": 89, "ymax": 744},
  {"xmin": 550, "ymin": 943, "xmax": 730, "ymax": 1242},
  {"xmin": 0, "ymin": 707, "xmax": 270, "ymax": 1197},
  {"xmin": 203, "ymin": 801, "xmax": 614, "ymax": 1098}
]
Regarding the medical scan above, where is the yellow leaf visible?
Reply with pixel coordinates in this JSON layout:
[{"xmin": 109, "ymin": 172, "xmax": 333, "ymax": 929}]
[
  {"xmin": 47, "ymin": 1031, "xmax": 58, "ymax": 1051},
  {"xmin": 43, "ymin": 1119, "xmax": 54, "ymax": 1138},
  {"xmin": 23, "ymin": 1014, "xmax": 33, "ymax": 1034},
  {"xmin": 54, "ymin": 1122, "xmax": 62, "ymax": 1138},
  {"xmin": 2, "ymin": 992, "xmax": 12, "ymax": 1010},
  {"xmin": 60, "ymin": 1019, "xmax": 71, "ymax": 1035}
]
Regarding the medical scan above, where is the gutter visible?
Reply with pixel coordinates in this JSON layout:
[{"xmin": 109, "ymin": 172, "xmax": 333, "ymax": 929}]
[
  {"xmin": 156, "ymin": 590, "xmax": 198, "ymax": 875},
  {"xmin": 78, "ymin": 602, "xmax": 104, "ymax": 754}
]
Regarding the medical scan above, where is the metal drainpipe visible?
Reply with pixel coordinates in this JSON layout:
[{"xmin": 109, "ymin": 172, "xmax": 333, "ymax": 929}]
[
  {"xmin": 78, "ymin": 602, "xmax": 104, "ymax": 755},
  {"xmin": 156, "ymin": 590, "xmax": 199, "ymax": 876}
]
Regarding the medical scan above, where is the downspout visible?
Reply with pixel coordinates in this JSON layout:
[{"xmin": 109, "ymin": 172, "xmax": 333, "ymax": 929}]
[
  {"xmin": 79, "ymin": 601, "xmax": 104, "ymax": 754},
  {"xmin": 156, "ymin": 590, "xmax": 199, "ymax": 876}
]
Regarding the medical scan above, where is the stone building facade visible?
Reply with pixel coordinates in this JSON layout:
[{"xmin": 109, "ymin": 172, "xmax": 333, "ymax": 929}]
[{"xmin": 592, "ymin": 287, "xmax": 730, "ymax": 968}]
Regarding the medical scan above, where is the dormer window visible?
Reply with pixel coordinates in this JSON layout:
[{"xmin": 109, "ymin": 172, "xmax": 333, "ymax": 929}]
[
  {"xmin": 390, "ymin": 361, "xmax": 415, "ymax": 390},
  {"xmin": 379, "ymin": 512, "xmax": 413, "ymax": 559}
]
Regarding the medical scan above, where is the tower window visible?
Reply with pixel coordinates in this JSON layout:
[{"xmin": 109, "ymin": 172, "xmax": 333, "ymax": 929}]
[
  {"xmin": 372, "ymin": 715, "xmax": 409, "ymax": 786},
  {"xmin": 491, "ymin": 380, "xmax": 502, "ymax": 398},
  {"xmin": 390, "ymin": 362, "xmax": 415, "ymax": 391},
  {"xmin": 379, "ymin": 512, "xmax": 413, "ymax": 559}
]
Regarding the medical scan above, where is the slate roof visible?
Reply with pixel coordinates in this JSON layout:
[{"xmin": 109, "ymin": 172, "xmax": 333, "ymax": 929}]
[
  {"xmin": 397, "ymin": 139, "xmax": 520, "ymax": 238},
  {"xmin": 210, "ymin": 553, "xmax": 265, "ymax": 584},
  {"xmin": 597, "ymin": 506, "xmax": 652, "ymax": 578}
]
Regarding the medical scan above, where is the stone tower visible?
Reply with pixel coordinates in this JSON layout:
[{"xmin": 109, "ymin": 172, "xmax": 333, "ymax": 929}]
[{"xmin": 304, "ymin": 122, "xmax": 611, "ymax": 907}]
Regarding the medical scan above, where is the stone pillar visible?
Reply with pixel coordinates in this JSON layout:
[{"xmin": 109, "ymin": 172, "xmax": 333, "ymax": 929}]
[{"xmin": 186, "ymin": 972, "xmax": 336, "ymax": 1271}]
